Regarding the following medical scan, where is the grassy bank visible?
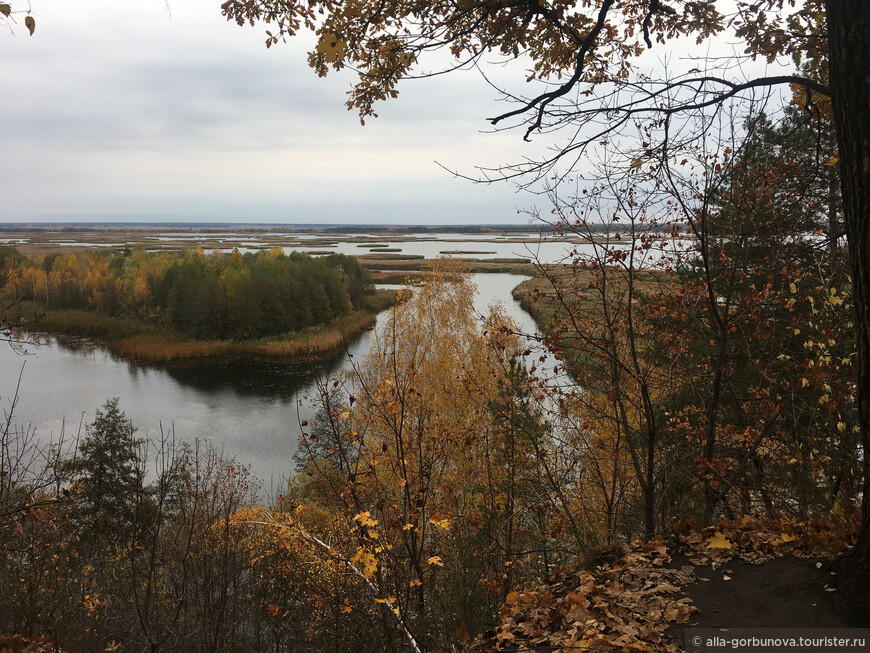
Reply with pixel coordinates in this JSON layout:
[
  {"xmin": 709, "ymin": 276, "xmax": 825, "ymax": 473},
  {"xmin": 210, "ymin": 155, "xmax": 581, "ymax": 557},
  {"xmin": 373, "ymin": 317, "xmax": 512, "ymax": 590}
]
[
  {"xmin": 511, "ymin": 273, "xmax": 566, "ymax": 335},
  {"xmin": 6, "ymin": 290, "xmax": 399, "ymax": 364},
  {"xmin": 512, "ymin": 266, "xmax": 676, "ymax": 380},
  {"xmin": 111, "ymin": 311, "xmax": 380, "ymax": 363}
]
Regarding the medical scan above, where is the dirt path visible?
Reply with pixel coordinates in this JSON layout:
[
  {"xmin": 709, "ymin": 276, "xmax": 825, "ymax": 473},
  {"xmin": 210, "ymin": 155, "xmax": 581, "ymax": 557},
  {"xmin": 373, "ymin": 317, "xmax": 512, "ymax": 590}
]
[{"xmin": 669, "ymin": 555, "xmax": 851, "ymax": 649}]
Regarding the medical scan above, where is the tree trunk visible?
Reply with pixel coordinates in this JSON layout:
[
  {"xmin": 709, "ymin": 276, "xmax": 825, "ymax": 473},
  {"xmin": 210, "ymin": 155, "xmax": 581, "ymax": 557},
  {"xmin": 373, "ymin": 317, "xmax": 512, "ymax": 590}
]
[{"xmin": 826, "ymin": 0, "xmax": 870, "ymax": 627}]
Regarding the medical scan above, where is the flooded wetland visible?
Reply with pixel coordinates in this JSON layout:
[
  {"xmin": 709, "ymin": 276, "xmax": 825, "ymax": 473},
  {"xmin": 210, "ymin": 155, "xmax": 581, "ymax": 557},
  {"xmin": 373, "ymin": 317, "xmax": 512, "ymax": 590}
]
[{"xmin": 0, "ymin": 225, "xmax": 583, "ymax": 486}]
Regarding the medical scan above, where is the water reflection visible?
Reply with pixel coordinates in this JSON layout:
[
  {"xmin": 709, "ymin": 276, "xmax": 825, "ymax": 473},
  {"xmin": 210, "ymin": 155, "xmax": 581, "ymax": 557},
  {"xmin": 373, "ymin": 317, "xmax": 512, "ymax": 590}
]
[{"xmin": 0, "ymin": 273, "xmax": 545, "ymax": 489}]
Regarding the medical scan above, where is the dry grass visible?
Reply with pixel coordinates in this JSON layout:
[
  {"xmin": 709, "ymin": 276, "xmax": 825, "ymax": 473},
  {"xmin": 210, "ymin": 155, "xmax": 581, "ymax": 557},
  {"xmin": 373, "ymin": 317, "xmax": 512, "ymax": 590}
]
[
  {"xmin": 359, "ymin": 258, "xmax": 428, "ymax": 271},
  {"xmin": 108, "ymin": 312, "xmax": 380, "ymax": 363},
  {"xmin": 511, "ymin": 266, "xmax": 669, "ymax": 325},
  {"xmin": 362, "ymin": 289, "xmax": 401, "ymax": 311},
  {"xmin": 370, "ymin": 271, "xmax": 425, "ymax": 284},
  {"xmin": 467, "ymin": 259, "xmax": 536, "ymax": 274},
  {"xmin": 362, "ymin": 254, "xmax": 425, "ymax": 261},
  {"xmin": 361, "ymin": 256, "xmax": 536, "ymax": 277},
  {"xmin": 112, "ymin": 336, "xmax": 233, "ymax": 361},
  {"xmin": 6, "ymin": 296, "xmax": 394, "ymax": 364}
]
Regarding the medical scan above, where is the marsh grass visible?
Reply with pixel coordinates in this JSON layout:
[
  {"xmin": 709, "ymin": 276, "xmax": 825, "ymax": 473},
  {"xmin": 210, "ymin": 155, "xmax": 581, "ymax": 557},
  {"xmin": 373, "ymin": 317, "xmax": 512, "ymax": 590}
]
[
  {"xmin": 112, "ymin": 336, "xmax": 233, "ymax": 361},
  {"xmin": 360, "ymin": 256, "xmax": 535, "ymax": 276},
  {"xmin": 362, "ymin": 254, "xmax": 425, "ymax": 261},
  {"xmin": 359, "ymin": 258, "xmax": 428, "ymax": 271},
  {"xmin": 5, "ymin": 296, "xmax": 397, "ymax": 364},
  {"xmin": 371, "ymin": 271, "xmax": 425, "ymax": 284},
  {"xmin": 107, "ymin": 311, "xmax": 383, "ymax": 362},
  {"xmin": 361, "ymin": 289, "xmax": 401, "ymax": 312}
]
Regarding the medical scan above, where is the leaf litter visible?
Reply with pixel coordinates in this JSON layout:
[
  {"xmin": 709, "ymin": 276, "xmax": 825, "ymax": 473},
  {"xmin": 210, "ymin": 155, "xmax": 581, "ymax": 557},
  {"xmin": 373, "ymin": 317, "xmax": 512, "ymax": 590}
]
[{"xmin": 467, "ymin": 515, "xmax": 858, "ymax": 652}]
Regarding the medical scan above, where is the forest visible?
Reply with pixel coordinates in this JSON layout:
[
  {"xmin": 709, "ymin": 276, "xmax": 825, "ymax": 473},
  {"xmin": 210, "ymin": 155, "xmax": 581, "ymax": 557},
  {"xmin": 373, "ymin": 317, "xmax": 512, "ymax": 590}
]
[
  {"xmin": 0, "ymin": 103, "xmax": 864, "ymax": 652},
  {"xmin": 2, "ymin": 0, "xmax": 870, "ymax": 650},
  {"xmin": 0, "ymin": 247, "xmax": 376, "ymax": 342}
]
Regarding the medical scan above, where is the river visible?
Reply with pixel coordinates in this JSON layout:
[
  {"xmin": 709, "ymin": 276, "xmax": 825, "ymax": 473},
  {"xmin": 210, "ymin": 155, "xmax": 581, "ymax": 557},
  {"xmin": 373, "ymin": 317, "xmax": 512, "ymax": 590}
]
[{"xmin": 0, "ymin": 273, "xmax": 550, "ymax": 491}]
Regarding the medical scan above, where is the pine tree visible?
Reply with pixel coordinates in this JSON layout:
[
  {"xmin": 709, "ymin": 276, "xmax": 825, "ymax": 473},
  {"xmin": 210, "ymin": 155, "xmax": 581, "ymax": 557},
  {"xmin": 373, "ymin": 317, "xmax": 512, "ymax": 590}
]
[{"xmin": 75, "ymin": 398, "xmax": 143, "ymax": 539}]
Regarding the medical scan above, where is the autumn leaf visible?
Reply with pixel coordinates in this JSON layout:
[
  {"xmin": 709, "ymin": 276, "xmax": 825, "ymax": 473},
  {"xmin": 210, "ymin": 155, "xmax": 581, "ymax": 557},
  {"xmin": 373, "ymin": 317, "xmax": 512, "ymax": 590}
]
[
  {"xmin": 705, "ymin": 531, "xmax": 733, "ymax": 550},
  {"xmin": 566, "ymin": 590, "xmax": 585, "ymax": 605},
  {"xmin": 353, "ymin": 511, "xmax": 378, "ymax": 528},
  {"xmin": 427, "ymin": 555, "xmax": 444, "ymax": 567},
  {"xmin": 772, "ymin": 532, "xmax": 796, "ymax": 547},
  {"xmin": 495, "ymin": 628, "xmax": 516, "ymax": 645},
  {"xmin": 315, "ymin": 33, "xmax": 346, "ymax": 63},
  {"xmin": 351, "ymin": 547, "xmax": 379, "ymax": 578}
]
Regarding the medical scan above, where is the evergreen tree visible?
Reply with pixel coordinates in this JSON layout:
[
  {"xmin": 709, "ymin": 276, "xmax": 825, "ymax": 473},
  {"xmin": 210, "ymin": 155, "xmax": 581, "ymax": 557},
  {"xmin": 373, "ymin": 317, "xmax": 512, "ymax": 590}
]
[{"xmin": 74, "ymin": 398, "xmax": 143, "ymax": 539}]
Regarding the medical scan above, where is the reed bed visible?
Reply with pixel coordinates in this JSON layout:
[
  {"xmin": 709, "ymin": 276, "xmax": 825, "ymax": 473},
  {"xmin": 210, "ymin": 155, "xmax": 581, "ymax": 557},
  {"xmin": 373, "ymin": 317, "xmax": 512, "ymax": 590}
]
[
  {"xmin": 466, "ymin": 259, "xmax": 536, "ymax": 274},
  {"xmin": 373, "ymin": 272, "xmax": 427, "ymax": 285},
  {"xmin": 359, "ymin": 258, "xmax": 428, "ymax": 270},
  {"xmin": 112, "ymin": 336, "xmax": 233, "ymax": 362},
  {"xmin": 362, "ymin": 289, "xmax": 401, "ymax": 312},
  {"xmin": 360, "ymin": 256, "xmax": 534, "ymax": 275},
  {"xmin": 108, "ymin": 311, "xmax": 381, "ymax": 363},
  {"xmin": 362, "ymin": 254, "xmax": 425, "ymax": 261}
]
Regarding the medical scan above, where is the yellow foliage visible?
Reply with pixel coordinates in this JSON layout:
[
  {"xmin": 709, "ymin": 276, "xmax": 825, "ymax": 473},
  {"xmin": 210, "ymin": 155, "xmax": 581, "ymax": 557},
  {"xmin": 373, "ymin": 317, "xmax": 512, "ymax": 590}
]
[
  {"xmin": 353, "ymin": 511, "xmax": 378, "ymax": 528},
  {"xmin": 705, "ymin": 531, "xmax": 733, "ymax": 550},
  {"xmin": 351, "ymin": 547, "xmax": 379, "ymax": 579}
]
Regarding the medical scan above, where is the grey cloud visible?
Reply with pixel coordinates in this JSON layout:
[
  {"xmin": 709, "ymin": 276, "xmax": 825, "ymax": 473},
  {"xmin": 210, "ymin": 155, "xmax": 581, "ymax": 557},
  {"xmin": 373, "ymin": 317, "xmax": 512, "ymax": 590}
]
[{"xmin": 0, "ymin": 0, "xmax": 535, "ymax": 224}]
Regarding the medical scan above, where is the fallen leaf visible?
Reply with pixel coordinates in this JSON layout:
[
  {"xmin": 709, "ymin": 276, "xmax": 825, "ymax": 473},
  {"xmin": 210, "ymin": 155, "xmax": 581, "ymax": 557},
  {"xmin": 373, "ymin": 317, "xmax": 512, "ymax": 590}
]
[{"xmin": 705, "ymin": 531, "xmax": 733, "ymax": 550}]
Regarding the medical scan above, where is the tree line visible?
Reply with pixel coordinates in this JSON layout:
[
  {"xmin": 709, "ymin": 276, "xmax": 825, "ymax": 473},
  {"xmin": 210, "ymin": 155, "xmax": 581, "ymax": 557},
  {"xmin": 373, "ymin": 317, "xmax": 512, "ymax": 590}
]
[{"xmin": 1, "ymin": 247, "xmax": 374, "ymax": 340}]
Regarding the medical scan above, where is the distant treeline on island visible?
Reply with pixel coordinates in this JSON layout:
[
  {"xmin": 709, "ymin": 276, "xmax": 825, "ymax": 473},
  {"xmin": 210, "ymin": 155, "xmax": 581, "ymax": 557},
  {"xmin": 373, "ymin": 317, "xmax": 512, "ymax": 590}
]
[{"xmin": 0, "ymin": 246, "xmax": 374, "ymax": 341}]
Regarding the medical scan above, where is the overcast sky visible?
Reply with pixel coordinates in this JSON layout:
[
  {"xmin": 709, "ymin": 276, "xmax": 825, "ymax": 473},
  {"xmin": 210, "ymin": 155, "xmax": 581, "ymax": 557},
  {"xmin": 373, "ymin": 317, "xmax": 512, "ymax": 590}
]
[{"xmin": 0, "ymin": 0, "xmax": 552, "ymax": 225}]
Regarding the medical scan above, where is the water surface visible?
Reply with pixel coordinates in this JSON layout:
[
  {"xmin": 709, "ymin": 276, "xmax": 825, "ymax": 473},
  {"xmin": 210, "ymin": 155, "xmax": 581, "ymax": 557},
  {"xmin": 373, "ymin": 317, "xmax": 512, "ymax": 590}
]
[{"xmin": 0, "ymin": 273, "xmax": 547, "ymax": 489}]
